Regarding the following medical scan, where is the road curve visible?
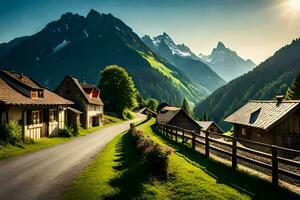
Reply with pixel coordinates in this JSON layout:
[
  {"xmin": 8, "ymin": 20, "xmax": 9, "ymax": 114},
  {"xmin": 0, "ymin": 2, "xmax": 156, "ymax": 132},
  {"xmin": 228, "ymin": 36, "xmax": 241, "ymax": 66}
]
[{"xmin": 0, "ymin": 114, "xmax": 145, "ymax": 200}]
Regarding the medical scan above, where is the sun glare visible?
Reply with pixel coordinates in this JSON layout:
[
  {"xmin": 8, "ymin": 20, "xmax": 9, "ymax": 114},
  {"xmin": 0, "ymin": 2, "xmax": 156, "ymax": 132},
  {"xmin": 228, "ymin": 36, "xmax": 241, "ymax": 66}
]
[{"xmin": 289, "ymin": 0, "xmax": 300, "ymax": 10}]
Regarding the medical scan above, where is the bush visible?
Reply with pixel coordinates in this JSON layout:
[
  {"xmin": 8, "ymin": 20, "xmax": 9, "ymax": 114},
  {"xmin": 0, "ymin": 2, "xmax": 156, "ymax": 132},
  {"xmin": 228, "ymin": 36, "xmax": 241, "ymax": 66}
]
[
  {"xmin": 122, "ymin": 109, "xmax": 135, "ymax": 120},
  {"xmin": 131, "ymin": 128, "xmax": 172, "ymax": 178},
  {"xmin": 59, "ymin": 127, "xmax": 73, "ymax": 138},
  {"xmin": 72, "ymin": 125, "xmax": 80, "ymax": 137},
  {"xmin": 0, "ymin": 121, "xmax": 23, "ymax": 147}
]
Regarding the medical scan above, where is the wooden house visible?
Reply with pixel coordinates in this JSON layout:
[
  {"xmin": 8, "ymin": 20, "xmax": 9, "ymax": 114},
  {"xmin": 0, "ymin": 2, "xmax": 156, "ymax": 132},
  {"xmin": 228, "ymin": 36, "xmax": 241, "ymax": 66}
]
[
  {"xmin": 196, "ymin": 121, "xmax": 224, "ymax": 138},
  {"xmin": 225, "ymin": 96, "xmax": 300, "ymax": 151},
  {"xmin": 156, "ymin": 106, "xmax": 202, "ymax": 134},
  {"xmin": 55, "ymin": 76, "xmax": 104, "ymax": 129},
  {"xmin": 0, "ymin": 71, "xmax": 73, "ymax": 140}
]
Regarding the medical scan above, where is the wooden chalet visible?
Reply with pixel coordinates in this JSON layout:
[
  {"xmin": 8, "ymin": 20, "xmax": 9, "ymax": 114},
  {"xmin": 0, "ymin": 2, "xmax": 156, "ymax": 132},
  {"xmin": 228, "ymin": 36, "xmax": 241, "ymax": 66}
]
[
  {"xmin": 225, "ymin": 96, "xmax": 300, "ymax": 151},
  {"xmin": 55, "ymin": 76, "xmax": 104, "ymax": 129},
  {"xmin": 0, "ymin": 70, "xmax": 73, "ymax": 140},
  {"xmin": 156, "ymin": 106, "xmax": 202, "ymax": 134},
  {"xmin": 196, "ymin": 121, "xmax": 224, "ymax": 138}
]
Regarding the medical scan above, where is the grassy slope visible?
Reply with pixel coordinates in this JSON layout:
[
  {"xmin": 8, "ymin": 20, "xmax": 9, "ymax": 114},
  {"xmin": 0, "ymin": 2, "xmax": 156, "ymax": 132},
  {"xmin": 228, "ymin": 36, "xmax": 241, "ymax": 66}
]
[
  {"xmin": 63, "ymin": 119, "xmax": 298, "ymax": 200},
  {"xmin": 0, "ymin": 115, "xmax": 123, "ymax": 160},
  {"xmin": 139, "ymin": 119, "xmax": 298, "ymax": 200},
  {"xmin": 136, "ymin": 119, "xmax": 249, "ymax": 200}
]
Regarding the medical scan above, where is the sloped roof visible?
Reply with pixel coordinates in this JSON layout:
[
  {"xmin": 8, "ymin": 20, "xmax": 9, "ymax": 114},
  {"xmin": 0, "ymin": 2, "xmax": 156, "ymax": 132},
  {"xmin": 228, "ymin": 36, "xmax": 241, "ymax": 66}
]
[
  {"xmin": 67, "ymin": 107, "xmax": 82, "ymax": 114},
  {"xmin": 196, "ymin": 121, "xmax": 224, "ymax": 133},
  {"xmin": 0, "ymin": 70, "xmax": 43, "ymax": 90},
  {"xmin": 0, "ymin": 75, "xmax": 73, "ymax": 106},
  {"xmin": 156, "ymin": 106, "xmax": 202, "ymax": 130},
  {"xmin": 156, "ymin": 106, "xmax": 181, "ymax": 124},
  {"xmin": 196, "ymin": 121, "xmax": 213, "ymax": 131},
  {"xmin": 69, "ymin": 77, "xmax": 104, "ymax": 106},
  {"xmin": 224, "ymin": 100, "xmax": 300, "ymax": 130}
]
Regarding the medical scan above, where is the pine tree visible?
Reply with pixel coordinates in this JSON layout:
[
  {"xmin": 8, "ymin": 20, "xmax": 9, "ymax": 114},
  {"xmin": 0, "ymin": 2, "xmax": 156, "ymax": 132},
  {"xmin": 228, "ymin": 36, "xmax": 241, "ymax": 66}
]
[
  {"xmin": 202, "ymin": 112, "xmax": 209, "ymax": 121},
  {"xmin": 182, "ymin": 98, "xmax": 192, "ymax": 116},
  {"xmin": 286, "ymin": 72, "xmax": 300, "ymax": 100}
]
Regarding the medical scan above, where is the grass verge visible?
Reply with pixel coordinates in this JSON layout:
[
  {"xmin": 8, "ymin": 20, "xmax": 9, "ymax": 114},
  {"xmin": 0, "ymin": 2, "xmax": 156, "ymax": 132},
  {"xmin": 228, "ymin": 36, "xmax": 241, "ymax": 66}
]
[{"xmin": 0, "ymin": 114, "xmax": 123, "ymax": 160}]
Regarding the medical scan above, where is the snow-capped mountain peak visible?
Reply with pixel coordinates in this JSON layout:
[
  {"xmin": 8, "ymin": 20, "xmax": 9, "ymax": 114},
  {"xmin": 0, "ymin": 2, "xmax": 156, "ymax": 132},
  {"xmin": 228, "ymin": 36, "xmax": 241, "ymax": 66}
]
[
  {"xmin": 144, "ymin": 33, "xmax": 198, "ymax": 58},
  {"xmin": 198, "ymin": 42, "xmax": 256, "ymax": 81}
]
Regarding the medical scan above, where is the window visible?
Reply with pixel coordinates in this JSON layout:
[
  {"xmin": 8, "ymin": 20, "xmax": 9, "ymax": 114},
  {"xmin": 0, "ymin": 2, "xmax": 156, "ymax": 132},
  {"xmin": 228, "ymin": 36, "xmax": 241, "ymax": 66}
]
[
  {"xmin": 38, "ymin": 90, "xmax": 44, "ymax": 98},
  {"xmin": 242, "ymin": 128, "xmax": 246, "ymax": 136},
  {"xmin": 31, "ymin": 90, "xmax": 44, "ymax": 98},
  {"xmin": 92, "ymin": 105, "xmax": 99, "ymax": 111},
  {"xmin": 31, "ymin": 91, "xmax": 37, "ymax": 98},
  {"xmin": 28, "ymin": 110, "xmax": 43, "ymax": 124},
  {"xmin": 49, "ymin": 109, "xmax": 58, "ymax": 122}
]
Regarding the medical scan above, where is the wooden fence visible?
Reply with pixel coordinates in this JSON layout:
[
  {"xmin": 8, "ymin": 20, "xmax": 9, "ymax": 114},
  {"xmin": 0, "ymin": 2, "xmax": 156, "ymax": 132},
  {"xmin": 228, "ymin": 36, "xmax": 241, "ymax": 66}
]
[{"xmin": 156, "ymin": 123, "xmax": 300, "ymax": 186}]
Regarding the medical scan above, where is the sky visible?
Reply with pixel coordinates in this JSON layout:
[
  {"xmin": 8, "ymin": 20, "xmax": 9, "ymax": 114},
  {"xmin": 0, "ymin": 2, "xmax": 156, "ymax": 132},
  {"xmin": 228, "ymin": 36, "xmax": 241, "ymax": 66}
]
[{"xmin": 0, "ymin": 0, "xmax": 300, "ymax": 64}]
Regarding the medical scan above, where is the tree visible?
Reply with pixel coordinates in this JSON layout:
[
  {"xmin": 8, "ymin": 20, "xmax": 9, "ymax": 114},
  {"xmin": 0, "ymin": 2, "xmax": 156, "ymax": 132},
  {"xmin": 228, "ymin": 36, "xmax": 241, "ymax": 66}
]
[
  {"xmin": 136, "ymin": 92, "xmax": 146, "ymax": 108},
  {"xmin": 146, "ymin": 98, "xmax": 158, "ymax": 111},
  {"xmin": 202, "ymin": 112, "xmax": 209, "ymax": 121},
  {"xmin": 99, "ymin": 65, "xmax": 138, "ymax": 117},
  {"xmin": 182, "ymin": 98, "xmax": 191, "ymax": 116},
  {"xmin": 286, "ymin": 72, "xmax": 300, "ymax": 100}
]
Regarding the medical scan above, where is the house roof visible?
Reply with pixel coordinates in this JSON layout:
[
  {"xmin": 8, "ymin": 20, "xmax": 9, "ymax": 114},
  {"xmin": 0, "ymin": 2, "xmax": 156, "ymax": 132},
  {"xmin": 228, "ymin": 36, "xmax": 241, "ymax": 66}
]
[
  {"xmin": 0, "ymin": 70, "xmax": 43, "ymax": 90},
  {"xmin": 67, "ymin": 107, "xmax": 83, "ymax": 114},
  {"xmin": 156, "ymin": 106, "xmax": 181, "ymax": 124},
  {"xmin": 156, "ymin": 106, "xmax": 202, "ymax": 130},
  {"xmin": 68, "ymin": 76, "xmax": 104, "ymax": 106},
  {"xmin": 0, "ymin": 74, "xmax": 73, "ymax": 106},
  {"xmin": 224, "ymin": 100, "xmax": 300, "ymax": 130},
  {"xmin": 196, "ymin": 121, "xmax": 224, "ymax": 133}
]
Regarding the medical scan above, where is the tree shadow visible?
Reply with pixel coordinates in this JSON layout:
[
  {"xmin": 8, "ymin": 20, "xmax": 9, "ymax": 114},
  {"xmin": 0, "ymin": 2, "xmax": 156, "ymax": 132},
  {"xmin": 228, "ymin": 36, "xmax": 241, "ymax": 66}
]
[
  {"xmin": 104, "ymin": 131, "xmax": 152, "ymax": 200},
  {"xmin": 150, "ymin": 125, "xmax": 300, "ymax": 200}
]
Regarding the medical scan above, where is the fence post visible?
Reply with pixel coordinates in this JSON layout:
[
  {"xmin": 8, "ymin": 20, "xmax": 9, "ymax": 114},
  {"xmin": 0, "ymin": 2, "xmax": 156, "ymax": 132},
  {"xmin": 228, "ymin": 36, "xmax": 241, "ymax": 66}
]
[
  {"xmin": 175, "ymin": 129, "xmax": 178, "ymax": 142},
  {"xmin": 160, "ymin": 124, "xmax": 162, "ymax": 134},
  {"xmin": 170, "ymin": 128, "xmax": 173, "ymax": 139},
  {"xmin": 182, "ymin": 129, "xmax": 185, "ymax": 144},
  {"xmin": 205, "ymin": 131, "xmax": 209, "ymax": 157},
  {"xmin": 130, "ymin": 123, "xmax": 134, "ymax": 131},
  {"xmin": 272, "ymin": 145, "xmax": 278, "ymax": 186},
  {"xmin": 232, "ymin": 135, "xmax": 237, "ymax": 170},
  {"xmin": 166, "ymin": 126, "xmax": 169, "ymax": 137},
  {"xmin": 192, "ymin": 131, "xmax": 196, "ymax": 150}
]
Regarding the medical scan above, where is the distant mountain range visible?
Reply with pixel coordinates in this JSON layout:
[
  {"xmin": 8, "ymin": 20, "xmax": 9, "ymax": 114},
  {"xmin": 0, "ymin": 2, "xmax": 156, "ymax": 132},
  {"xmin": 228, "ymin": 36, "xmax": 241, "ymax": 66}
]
[
  {"xmin": 199, "ymin": 42, "xmax": 256, "ymax": 82},
  {"xmin": 141, "ymin": 33, "xmax": 226, "ymax": 92},
  {"xmin": 0, "ymin": 9, "xmax": 208, "ymax": 106},
  {"xmin": 194, "ymin": 38, "xmax": 300, "ymax": 129}
]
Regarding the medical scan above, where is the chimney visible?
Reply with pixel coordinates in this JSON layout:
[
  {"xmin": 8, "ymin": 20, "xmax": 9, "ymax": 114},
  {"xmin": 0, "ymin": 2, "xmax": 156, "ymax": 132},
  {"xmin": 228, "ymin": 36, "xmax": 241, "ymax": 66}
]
[{"xmin": 276, "ymin": 95, "xmax": 284, "ymax": 103}]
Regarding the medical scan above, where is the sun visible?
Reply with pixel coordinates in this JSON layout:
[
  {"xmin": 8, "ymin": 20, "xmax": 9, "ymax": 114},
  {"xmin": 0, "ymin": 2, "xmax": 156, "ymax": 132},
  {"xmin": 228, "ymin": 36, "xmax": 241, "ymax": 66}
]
[{"xmin": 289, "ymin": 0, "xmax": 300, "ymax": 10}]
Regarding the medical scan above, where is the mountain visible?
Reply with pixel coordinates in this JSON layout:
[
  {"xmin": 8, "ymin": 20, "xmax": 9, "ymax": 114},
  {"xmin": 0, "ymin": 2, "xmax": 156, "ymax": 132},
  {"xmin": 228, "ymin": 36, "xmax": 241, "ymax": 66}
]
[
  {"xmin": 199, "ymin": 42, "xmax": 256, "ymax": 81},
  {"xmin": 194, "ymin": 38, "xmax": 300, "ymax": 130},
  {"xmin": 141, "ymin": 33, "xmax": 226, "ymax": 92},
  {"xmin": 0, "ymin": 9, "xmax": 208, "ymax": 106},
  {"xmin": 0, "ymin": 36, "xmax": 29, "ymax": 58}
]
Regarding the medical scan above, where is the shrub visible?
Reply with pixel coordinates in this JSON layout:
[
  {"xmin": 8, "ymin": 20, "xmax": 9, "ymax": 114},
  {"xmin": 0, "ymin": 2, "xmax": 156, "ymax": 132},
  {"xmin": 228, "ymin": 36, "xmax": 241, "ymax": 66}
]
[
  {"xmin": 72, "ymin": 125, "xmax": 80, "ymax": 137},
  {"xmin": 131, "ymin": 128, "xmax": 172, "ymax": 178},
  {"xmin": 59, "ymin": 127, "xmax": 73, "ymax": 138},
  {"xmin": 0, "ymin": 121, "xmax": 23, "ymax": 147},
  {"xmin": 122, "ymin": 109, "xmax": 135, "ymax": 120}
]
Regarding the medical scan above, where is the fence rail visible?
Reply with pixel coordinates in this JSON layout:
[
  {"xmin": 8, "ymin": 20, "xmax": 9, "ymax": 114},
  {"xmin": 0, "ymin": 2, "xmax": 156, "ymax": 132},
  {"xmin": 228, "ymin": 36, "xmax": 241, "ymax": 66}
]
[{"xmin": 156, "ymin": 123, "xmax": 300, "ymax": 186}]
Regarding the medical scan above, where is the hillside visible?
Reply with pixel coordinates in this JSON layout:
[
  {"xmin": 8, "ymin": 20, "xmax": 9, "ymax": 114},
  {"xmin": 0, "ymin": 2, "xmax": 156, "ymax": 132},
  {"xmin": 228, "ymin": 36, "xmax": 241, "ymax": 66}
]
[
  {"xmin": 199, "ymin": 42, "xmax": 256, "ymax": 82},
  {"xmin": 0, "ymin": 10, "xmax": 207, "ymax": 106},
  {"xmin": 194, "ymin": 38, "xmax": 300, "ymax": 129},
  {"xmin": 141, "ymin": 33, "xmax": 226, "ymax": 92}
]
